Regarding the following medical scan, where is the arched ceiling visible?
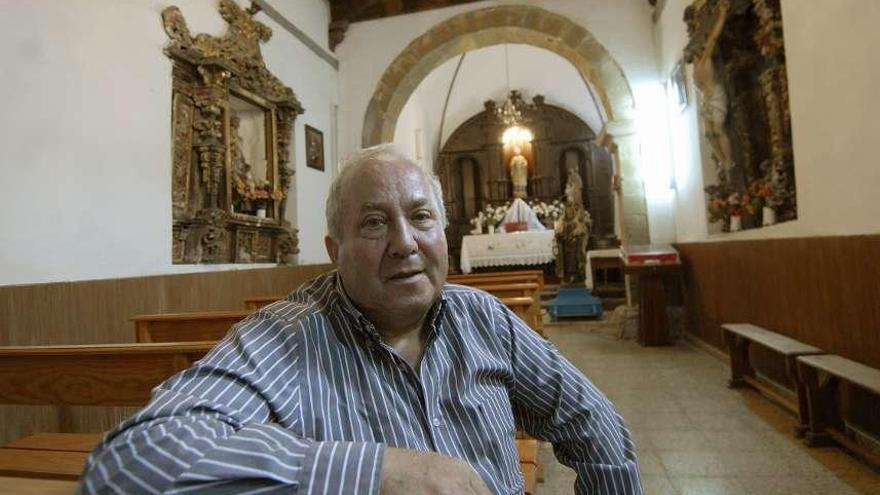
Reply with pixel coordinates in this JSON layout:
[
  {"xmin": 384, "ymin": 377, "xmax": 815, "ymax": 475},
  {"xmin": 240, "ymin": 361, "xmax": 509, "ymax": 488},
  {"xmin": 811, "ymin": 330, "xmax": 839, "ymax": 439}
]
[{"xmin": 394, "ymin": 43, "xmax": 604, "ymax": 155}]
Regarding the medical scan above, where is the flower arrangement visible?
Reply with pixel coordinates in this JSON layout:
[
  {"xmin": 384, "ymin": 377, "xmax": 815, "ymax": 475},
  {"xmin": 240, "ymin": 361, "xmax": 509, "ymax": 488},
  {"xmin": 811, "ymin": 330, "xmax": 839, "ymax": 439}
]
[
  {"xmin": 705, "ymin": 183, "xmax": 733, "ymax": 223},
  {"xmin": 705, "ymin": 183, "xmax": 750, "ymax": 222},
  {"xmin": 747, "ymin": 179, "xmax": 775, "ymax": 213},
  {"xmin": 528, "ymin": 199, "xmax": 563, "ymax": 225},
  {"xmin": 234, "ymin": 177, "xmax": 284, "ymax": 215},
  {"xmin": 236, "ymin": 178, "xmax": 284, "ymax": 203},
  {"xmin": 482, "ymin": 201, "xmax": 511, "ymax": 228}
]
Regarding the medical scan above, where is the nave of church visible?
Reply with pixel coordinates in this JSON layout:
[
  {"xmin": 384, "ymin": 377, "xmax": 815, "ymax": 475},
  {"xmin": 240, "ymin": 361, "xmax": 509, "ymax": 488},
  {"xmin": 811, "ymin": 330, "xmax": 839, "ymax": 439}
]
[
  {"xmin": 1, "ymin": 0, "xmax": 879, "ymax": 493},
  {"xmin": 536, "ymin": 322, "xmax": 880, "ymax": 494}
]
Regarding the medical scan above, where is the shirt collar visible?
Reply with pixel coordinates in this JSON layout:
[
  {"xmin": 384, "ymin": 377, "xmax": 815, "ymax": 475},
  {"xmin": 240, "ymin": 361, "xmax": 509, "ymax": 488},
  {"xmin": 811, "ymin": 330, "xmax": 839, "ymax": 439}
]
[{"xmin": 331, "ymin": 271, "xmax": 449, "ymax": 345}]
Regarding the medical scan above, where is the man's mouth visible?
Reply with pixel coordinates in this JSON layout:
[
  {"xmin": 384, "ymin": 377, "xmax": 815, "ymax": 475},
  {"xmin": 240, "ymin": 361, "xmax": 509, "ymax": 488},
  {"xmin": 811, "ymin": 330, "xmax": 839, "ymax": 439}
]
[{"xmin": 388, "ymin": 270, "xmax": 424, "ymax": 281}]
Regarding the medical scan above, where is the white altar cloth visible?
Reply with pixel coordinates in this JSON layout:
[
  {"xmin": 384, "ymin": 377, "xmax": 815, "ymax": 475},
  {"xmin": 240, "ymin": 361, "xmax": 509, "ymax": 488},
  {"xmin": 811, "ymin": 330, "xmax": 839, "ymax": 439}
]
[{"xmin": 460, "ymin": 230, "xmax": 556, "ymax": 274}]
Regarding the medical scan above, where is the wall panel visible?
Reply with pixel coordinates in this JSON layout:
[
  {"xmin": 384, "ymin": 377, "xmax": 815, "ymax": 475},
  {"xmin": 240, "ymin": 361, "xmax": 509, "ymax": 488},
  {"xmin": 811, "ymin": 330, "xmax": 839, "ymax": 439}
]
[
  {"xmin": 678, "ymin": 235, "xmax": 880, "ymax": 368},
  {"xmin": 0, "ymin": 264, "xmax": 334, "ymax": 444},
  {"xmin": 678, "ymin": 235, "xmax": 880, "ymax": 439}
]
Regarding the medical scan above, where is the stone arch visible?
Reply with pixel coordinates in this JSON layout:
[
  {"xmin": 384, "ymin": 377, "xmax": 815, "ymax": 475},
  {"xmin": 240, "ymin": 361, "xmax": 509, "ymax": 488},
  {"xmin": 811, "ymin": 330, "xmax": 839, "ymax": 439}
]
[{"xmin": 363, "ymin": 5, "xmax": 648, "ymax": 244}]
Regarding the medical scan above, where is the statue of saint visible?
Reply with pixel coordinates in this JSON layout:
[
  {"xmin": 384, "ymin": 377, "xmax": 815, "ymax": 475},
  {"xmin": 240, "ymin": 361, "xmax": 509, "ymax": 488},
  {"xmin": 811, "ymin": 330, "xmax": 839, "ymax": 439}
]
[
  {"xmin": 510, "ymin": 146, "xmax": 528, "ymax": 199},
  {"xmin": 687, "ymin": 0, "xmax": 734, "ymax": 175},
  {"xmin": 555, "ymin": 203, "xmax": 591, "ymax": 284},
  {"xmin": 564, "ymin": 161, "xmax": 583, "ymax": 206}
]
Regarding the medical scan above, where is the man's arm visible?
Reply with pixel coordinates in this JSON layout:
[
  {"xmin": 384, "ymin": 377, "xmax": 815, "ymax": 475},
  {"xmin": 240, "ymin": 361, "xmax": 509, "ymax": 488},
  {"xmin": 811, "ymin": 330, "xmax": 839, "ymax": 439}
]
[
  {"xmin": 79, "ymin": 316, "xmax": 384, "ymax": 494},
  {"xmin": 498, "ymin": 301, "xmax": 643, "ymax": 495}
]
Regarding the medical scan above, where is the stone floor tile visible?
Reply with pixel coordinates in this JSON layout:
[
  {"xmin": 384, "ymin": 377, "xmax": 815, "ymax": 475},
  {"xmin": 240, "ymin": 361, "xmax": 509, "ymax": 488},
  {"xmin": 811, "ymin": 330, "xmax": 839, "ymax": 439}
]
[
  {"xmin": 532, "ymin": 324, "xmax": 880, "ymax": 494},
  {"xmin": 670, "ymin": 476, "xmax": 745, "ymax": 495},
  {"xmin": 657, "ymin": 451, "xmax": 727, "ymax": 476},
  {"xmin": 639, "ymin": 475, "xmax": 677, "ymax": 495}
]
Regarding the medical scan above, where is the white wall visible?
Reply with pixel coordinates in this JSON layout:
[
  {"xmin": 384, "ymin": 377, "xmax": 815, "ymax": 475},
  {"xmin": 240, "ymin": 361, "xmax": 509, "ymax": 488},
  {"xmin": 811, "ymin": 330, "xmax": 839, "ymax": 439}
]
[
  {"xmin": 394, "ymin": 44, "xmax": 604, "ymax": 163},
  {"xmin": 0, "ymin": 0, "xmax": 337, "ymax": 286},
  {"xmin": 341, "ymin": 1, "xmax": 680, "ymax": 244},
  {"xmin": 655, "ymin": 0, "xmax": 880, "ymax": 242},
  {"xmin": 339, "ymin": 0, "xmax": 657, "ymax": 157}
]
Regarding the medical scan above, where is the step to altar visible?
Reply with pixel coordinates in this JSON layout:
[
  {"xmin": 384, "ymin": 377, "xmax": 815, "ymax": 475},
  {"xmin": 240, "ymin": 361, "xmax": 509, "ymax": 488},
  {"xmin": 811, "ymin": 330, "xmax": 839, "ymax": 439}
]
[{"xmin": 546, "ymin": 287, "xmax": 603, "ymax": 320}]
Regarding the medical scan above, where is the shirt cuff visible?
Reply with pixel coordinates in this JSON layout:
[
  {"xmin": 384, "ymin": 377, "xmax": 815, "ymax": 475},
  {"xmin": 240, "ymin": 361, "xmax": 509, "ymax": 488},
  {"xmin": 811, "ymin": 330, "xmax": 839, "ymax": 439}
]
[{"xmin": 298, "ymin": 441, "xmax": 385, "ymax": 495}]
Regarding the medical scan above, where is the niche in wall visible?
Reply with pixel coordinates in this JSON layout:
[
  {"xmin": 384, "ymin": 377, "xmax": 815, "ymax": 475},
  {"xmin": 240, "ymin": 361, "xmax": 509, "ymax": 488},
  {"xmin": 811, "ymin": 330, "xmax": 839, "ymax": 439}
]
[
  {"xmin": 163, "ymin": 0, "xmax": 303, "ymax": 264},
  {"xmin": 685, "ymin": 0, "xmax": 797, "ymax": 233}
]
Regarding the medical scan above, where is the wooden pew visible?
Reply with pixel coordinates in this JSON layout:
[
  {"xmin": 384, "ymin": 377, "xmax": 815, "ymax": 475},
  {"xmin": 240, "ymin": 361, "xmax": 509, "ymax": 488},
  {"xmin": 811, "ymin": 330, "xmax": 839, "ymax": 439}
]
[
  {"xmin": 796, "ymin": 354, "xmax": 880, "ymax": 468},
  {"xmin": 448, "ymin": 270, "xmax": 544, "ymax": 292},
  {"xmin": 721, "ymin": 323, "xmax": 825, "ymax": 435},
  {"xmin": 0, "ymin": 342, "xmax": 214, "ymax": 481},
  {"xmin": 244, "ymin": 296, "xmax": 279, "ymax": 310},
  {"xmin": 474, "ymin": 283, "xmax": 543, "ymax": 335},
  {"xmin": 132, "ymin": 310, "xmax": 251, "ymax": 343}
]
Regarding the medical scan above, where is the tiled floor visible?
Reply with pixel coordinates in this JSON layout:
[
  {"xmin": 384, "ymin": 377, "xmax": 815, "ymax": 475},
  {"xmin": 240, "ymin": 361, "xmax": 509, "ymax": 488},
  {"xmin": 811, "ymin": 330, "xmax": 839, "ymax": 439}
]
[{"xmin": 533, "ymin": 320, "xmax": 880, "ymax": 495}]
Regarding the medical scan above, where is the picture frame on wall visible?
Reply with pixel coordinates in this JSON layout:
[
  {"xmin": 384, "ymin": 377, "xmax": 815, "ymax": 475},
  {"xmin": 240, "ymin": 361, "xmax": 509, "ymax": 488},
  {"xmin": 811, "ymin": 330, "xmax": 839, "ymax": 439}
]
[
  {"xmin": 670, "ymin": 60, "xmax": 688, "ymax": 112},
  {"xmin": 305, "ymin": 124, "xmax": 324, "ymax": 171}
]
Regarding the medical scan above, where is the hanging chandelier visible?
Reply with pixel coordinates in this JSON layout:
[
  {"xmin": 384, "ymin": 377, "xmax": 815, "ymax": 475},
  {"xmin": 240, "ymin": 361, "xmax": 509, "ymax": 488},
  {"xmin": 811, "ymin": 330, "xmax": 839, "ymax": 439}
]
[{"xmin": 494, "ymin": 44, "xmax": 529, "ymax": 127}]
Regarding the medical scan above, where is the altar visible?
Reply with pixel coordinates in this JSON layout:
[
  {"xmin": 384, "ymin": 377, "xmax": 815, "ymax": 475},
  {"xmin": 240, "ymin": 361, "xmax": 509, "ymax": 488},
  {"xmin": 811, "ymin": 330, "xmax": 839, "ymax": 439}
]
[{"xmin": 459, "ymin": 230, "xmax": 556, "ymax": 274}]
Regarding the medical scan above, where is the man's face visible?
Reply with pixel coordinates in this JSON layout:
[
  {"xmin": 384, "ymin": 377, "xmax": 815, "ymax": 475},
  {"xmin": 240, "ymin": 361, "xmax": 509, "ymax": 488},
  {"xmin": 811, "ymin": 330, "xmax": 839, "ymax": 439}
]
[{"xmin": 325, "ymin": 158, "xmax": 448, "ymax": 324}]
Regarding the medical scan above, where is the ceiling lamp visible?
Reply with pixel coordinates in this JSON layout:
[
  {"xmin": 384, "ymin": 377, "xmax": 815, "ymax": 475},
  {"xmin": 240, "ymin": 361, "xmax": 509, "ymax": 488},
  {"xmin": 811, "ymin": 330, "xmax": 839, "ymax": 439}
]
[
  {"xmin": 502, "ymin": 126, "xmax": 533, "ymax": 146},
  {"xmin": 495, "ymin": 44, "xmax": 526, "ymax": 127}
]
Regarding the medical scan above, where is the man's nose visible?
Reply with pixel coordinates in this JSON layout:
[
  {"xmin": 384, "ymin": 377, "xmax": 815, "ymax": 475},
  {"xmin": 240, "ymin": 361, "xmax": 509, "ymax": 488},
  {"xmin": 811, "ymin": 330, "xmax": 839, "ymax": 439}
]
[{"xmin": 387, "ymin": 218, "xmax": 418, "ymax": 258}]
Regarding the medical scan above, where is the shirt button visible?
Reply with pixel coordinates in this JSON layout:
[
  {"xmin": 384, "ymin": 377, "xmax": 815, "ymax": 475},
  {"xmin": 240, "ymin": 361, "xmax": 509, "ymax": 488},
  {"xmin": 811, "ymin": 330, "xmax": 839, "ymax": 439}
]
[{"xmin": 432, "ymin": 417, "xmax": 441, "ymax": 427}]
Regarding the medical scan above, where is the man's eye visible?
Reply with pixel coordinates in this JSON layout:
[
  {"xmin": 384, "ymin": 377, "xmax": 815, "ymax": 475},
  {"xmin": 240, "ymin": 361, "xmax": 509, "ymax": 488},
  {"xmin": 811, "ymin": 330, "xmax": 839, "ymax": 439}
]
[
  {"xmin": 362, "ymin": 217, "xmax": 386, "ymax": 228},
  {"xmin": 412, "ymin": 210, "xmax": 434, "ymax": 222}
]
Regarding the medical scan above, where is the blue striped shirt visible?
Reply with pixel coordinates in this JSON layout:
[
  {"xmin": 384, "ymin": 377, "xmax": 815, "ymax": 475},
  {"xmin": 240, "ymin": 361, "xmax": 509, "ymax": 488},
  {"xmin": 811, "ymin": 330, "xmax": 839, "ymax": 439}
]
[{"xmin": 80, "ymin": 271, "xmax": 641, "ymax": 494}]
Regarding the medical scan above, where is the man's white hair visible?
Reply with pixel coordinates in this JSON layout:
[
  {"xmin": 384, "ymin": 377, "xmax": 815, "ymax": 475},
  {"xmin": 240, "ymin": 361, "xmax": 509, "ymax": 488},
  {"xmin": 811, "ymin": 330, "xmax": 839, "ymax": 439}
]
[{"xmin": 325, "ymin": 144, "xmax": 447, "ymax": 241}]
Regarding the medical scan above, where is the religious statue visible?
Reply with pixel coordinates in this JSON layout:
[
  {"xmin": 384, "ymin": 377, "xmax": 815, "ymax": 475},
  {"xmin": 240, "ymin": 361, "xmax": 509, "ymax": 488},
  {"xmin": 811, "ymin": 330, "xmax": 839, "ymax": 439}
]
[
  {"xmin": 685, "ymin": 0, "xmax": 735, "ymax": 178},
  {"xmin": 555, "ymin": 203, "xmax": 591, "ymax": 284},
  {"xmin": 510, "ymin": 146, "xmax": 528, "ymax": 199},
  {"xmin": 231, "ymin": 116, "xmax": 257, "ymax": 212},
  {"xmin": 564, "ymin": 161, "xmax": 583, "ymax": 206}
]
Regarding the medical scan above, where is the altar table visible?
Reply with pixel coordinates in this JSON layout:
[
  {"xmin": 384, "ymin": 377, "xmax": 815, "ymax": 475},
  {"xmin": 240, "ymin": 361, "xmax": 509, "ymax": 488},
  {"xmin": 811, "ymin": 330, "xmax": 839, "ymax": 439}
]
[{"xmin": 460, "ymin": 230, "xmax": 556, "ymax": 274}]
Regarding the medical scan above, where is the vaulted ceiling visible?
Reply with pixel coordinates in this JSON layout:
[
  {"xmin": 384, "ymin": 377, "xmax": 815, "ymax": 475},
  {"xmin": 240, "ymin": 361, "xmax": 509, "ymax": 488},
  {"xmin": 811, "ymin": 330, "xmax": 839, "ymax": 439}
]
[
  {"xmin": 329, "ymin": 0, "xmax": 660, "ymax": 24},
  {"xmin": 329, "ymin": 0, "xmax": 483, "ymax": 24}
]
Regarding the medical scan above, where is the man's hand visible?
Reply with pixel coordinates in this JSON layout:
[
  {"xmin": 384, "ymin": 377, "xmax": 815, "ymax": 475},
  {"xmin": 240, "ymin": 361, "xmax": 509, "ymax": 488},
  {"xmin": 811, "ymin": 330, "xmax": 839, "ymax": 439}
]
[{"xmin": 380, "ymin": 447, "xmax": 492, "ymax": 495}]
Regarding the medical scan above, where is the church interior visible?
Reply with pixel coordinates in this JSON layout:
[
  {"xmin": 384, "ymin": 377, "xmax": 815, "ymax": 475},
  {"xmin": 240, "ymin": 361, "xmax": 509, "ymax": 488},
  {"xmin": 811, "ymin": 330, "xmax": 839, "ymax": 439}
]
[{"xmin": 1, "ymin": 0, "xmax": 879, "ymax": 493}]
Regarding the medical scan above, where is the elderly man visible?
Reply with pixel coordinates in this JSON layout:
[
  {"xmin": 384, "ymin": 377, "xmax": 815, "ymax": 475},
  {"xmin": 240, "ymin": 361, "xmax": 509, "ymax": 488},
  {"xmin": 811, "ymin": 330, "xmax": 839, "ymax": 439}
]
[{"xmin": 80, "ymin": 145, "xmax": 641, "ymax": 494}]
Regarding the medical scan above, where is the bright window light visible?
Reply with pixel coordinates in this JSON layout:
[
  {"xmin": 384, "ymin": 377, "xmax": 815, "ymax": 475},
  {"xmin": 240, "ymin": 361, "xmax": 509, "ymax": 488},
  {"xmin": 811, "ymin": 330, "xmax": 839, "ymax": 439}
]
[{"xmin": 501, "ymin": 126, "xmax": 533, "ymax": 145}]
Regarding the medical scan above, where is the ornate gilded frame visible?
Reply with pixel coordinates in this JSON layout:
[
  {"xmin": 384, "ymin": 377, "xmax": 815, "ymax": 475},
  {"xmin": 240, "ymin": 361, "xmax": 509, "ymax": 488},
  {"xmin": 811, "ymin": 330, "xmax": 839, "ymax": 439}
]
[{"xmin": 163, "ymin": 1, "xmax": 303, "ymax": 264}]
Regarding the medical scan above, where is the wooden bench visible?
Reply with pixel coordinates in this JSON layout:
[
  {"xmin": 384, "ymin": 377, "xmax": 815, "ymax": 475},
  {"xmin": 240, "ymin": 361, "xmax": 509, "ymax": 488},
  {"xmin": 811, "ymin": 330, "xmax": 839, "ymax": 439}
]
[
  {"xmin": 244, "ymin": 296, "xmax": 279, "ymax": 310},
  {"xmin": 448, "ymin": 270, "xmax": 544, "ymax": 292},
  {"xmin": 517, "ymin": 438, "xmax": 538, "ymax": 494},
  {"xmin": 0, "ymin": 342, "xmax": 214, "ymax": 481},
  {"xmin": 796, "ymin": 354, "xmax": 880, "ymax": 466},
  {"xmin": 132, "ymin": 310, "xmax": 251, "ymax": 343},
  {"xmin": 721, "ymin": 323, "xmax": 824, "ymax": 435},
  {"xmin": 0, "ymin": 475, "xmax": 79, "ymax": 494}
]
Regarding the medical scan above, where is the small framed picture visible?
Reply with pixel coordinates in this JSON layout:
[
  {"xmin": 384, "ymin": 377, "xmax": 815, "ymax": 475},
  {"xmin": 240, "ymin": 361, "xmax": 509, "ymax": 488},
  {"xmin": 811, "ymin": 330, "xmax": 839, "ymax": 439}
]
[
  {"xmin": 670, "ymin": 61, "xmax": 688, "ymax": 112},
  {"xmin": 305, "ymin": 124, "xmax": 324, "ymax": 171}
]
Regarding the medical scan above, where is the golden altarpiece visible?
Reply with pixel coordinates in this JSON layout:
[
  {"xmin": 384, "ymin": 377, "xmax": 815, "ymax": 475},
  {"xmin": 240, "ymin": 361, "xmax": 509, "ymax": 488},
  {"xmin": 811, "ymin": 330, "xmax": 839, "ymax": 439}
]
[
  {"xmin": 437, "ymin": 93, "xmax": 617, "ymax": 275},
  {"xmin": 163, "ymin": 1, "xmax": 302, "ymax": 264},
  {"xmin": 685, "ymin": 0, "xmax": 797, "ymax": 231}
]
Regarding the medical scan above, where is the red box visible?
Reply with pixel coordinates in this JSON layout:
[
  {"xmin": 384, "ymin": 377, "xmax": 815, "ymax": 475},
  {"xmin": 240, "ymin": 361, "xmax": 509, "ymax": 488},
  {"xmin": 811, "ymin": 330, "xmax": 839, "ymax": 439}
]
[
  {"xmin": 622, "ymin": 245, "xmax": 680, "ymax": 265},
  {"xmin": 504, "ymin": 222, "xmax": 528, "ymax": 233}
]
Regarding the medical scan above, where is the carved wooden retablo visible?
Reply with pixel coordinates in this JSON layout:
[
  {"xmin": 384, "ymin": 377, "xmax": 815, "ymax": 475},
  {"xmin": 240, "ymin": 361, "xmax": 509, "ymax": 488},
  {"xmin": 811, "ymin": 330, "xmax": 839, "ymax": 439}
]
[
  {"xmin": 685, "ymin": 0, "xmax": 797, "ymax": 231},
  {"xmin": 437, "ymin": 93, "xmax": 616, "ymax": 274},
  {"xmin": 163, "ymin": 0, "xmax": 303, "ymax": 264}
]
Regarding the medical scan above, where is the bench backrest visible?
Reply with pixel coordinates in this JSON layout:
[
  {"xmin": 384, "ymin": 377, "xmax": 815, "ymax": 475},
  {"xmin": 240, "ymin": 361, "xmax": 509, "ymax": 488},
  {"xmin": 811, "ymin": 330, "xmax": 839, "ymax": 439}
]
[
  {"xmin": 0, "ymin": 342, "xmax": 214, "ymax": 406},
  {"xmin": 132, "ymin": 310, "xmax": 252, "ymax": 343}
]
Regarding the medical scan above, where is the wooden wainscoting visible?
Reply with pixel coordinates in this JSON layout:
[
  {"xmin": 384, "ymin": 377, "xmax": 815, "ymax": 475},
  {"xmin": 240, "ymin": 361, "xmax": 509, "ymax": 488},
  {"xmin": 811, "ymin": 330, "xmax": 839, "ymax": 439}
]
[
  {"xmin": 677, "ymin": 234, "xmax": 880, "ymax": 438},
  {"xmin": 0, "ymin": 263, "xmax": 333, "ymax": 444}
]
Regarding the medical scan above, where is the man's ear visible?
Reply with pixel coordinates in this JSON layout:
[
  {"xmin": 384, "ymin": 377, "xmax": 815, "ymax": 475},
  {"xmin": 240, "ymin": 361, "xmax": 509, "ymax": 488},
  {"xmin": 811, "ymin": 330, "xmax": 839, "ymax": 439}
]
[{"xmin": 324, "ymin": 235, "xmax": 339, "ymax": 264}]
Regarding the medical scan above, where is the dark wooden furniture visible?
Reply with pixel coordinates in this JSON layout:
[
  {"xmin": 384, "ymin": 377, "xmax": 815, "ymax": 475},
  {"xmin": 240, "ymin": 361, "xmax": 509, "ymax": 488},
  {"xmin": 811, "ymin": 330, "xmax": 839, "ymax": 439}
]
[
  {"xmin": 0, "ymin": 342, "xmax": 214, "ymax": 480},
  {"xmin": 622, "ymin": 261, "xmax": 681, "ymax": 346},
  {"xmin": 132, "ymin": 310, "xmax": 251, "ymax": 343},
  {"xmin": 722, "ymin": 323, "xmax": 824, "ymax": 435},
  {"xmin": 5, "ymin": 433, "xmax": 102, "ymax": 453},
  {"xmin": 797, "ymin": 354, "xmax": 880, "ymax": 468}
]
